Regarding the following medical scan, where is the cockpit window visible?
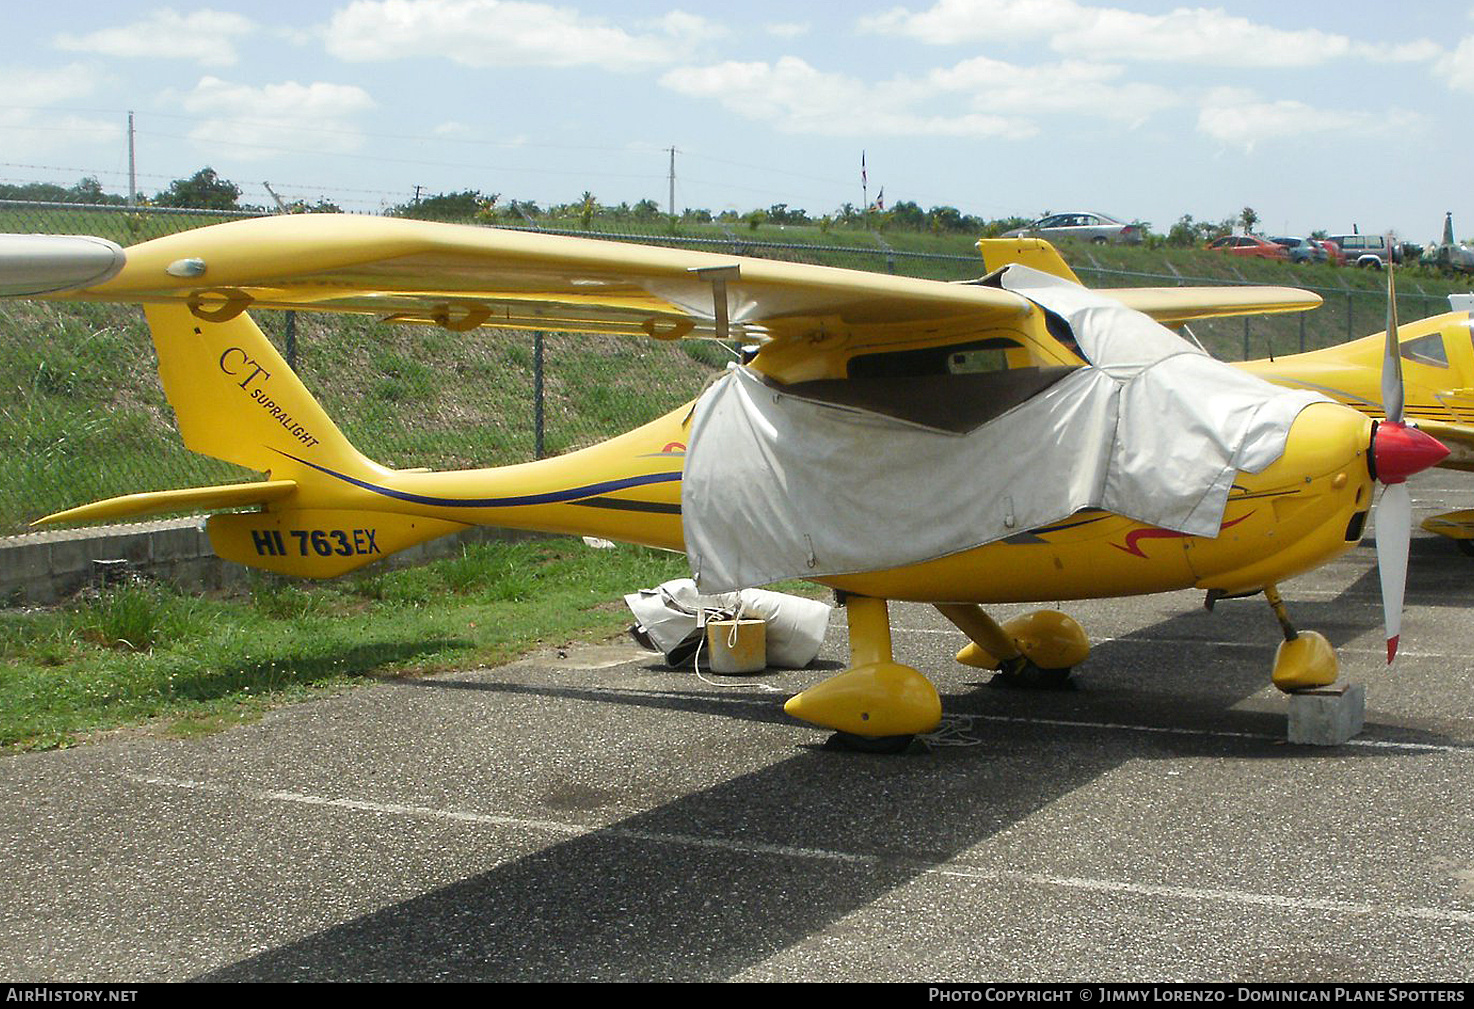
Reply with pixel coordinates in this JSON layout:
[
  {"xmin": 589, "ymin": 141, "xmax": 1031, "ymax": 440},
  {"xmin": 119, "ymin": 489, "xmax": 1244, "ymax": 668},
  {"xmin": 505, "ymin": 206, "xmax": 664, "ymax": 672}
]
[
  {"xmin": 1400, "ymin": 333, "xmax": 1448, "ymax": 368},
  {"xmin": 848, "ymin": 337, "xmax": 1021, "ymax": 379}
]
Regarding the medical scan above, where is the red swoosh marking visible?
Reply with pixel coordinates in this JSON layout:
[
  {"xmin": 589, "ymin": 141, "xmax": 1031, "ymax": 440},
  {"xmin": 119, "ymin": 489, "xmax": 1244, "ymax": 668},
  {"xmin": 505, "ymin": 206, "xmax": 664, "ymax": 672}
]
[{"xmin": 1112, "ymin": 512, "xmax": 1253, "ymax": 558}]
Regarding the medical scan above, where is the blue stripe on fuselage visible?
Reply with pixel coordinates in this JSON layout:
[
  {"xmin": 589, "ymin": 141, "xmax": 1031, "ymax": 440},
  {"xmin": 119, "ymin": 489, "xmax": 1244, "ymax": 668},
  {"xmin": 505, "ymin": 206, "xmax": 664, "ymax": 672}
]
[{"xmin": 272, "ymin": 449, "xmax": 681, "ymax": 509}]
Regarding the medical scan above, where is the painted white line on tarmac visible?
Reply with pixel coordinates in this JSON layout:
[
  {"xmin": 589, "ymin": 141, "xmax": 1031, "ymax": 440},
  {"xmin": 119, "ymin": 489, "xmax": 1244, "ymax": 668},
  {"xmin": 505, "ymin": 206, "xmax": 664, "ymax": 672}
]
[
  {"xmin": 890, "ymin": 626, "xmax": 1452, "ymax": 661},
  {"xmin": 124, "ymin": 772, "xmax": 1474, "ymax": 925},
  {"xmin": 956, "ymin": 713, "xmax": 1473, "ymax": 755}
]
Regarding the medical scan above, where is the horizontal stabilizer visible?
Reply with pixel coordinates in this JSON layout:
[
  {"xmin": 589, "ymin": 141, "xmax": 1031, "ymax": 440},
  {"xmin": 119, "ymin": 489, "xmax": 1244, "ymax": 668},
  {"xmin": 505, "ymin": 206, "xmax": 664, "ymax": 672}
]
[{"xmin": 33, "ymin": 480, "xmax": 297, "ymax": 527}]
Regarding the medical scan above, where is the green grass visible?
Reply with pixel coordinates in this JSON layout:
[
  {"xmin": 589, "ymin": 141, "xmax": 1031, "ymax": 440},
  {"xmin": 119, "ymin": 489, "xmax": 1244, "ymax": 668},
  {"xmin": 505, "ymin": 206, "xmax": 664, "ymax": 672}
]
[{"xmin": 0, "ymin": 537, "xmax": 692, "ymax": 751}]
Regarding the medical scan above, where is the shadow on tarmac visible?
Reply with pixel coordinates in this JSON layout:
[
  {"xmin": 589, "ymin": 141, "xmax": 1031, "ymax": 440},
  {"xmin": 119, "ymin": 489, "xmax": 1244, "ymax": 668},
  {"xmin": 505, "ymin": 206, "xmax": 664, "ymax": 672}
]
[{"xmin": 192, "ymin": 543, "xmax": 1467, "ymax": 981}]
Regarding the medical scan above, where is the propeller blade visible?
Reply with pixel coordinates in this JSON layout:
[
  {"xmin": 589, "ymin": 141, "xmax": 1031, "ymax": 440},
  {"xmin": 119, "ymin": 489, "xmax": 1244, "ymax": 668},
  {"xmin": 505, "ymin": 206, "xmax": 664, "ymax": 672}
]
[
  {"xmin": 1382, "ymin": 247, "xmax": 1404, "ymax": 424},
  {"xmin": 1375, "ymin": 480, "xmax": 1411, "ymax": 663}
]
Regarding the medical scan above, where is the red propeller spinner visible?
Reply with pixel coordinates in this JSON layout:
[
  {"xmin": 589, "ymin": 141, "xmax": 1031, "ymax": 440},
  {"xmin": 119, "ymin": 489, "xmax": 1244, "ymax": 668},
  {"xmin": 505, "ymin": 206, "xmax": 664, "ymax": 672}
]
[{"xmin": 1371, "ymin": 421, "xmax": 1449, "ymax": 485}]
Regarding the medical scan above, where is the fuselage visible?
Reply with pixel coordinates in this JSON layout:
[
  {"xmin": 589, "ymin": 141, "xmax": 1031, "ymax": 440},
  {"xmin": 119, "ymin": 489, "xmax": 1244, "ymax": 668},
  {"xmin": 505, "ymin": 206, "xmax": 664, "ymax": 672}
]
[
  {"xmin": 273, "ymin": 392, "xmax": 1376, "ymax": 605},
  {"xmin": 1241, "ymin": 310, "xmax": 1474, "ymax": 470}
]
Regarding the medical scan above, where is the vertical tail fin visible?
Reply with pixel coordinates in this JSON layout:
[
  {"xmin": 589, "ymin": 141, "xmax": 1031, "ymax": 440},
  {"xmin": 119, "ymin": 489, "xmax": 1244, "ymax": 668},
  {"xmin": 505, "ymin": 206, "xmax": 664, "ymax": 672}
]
[
  {"xmin": 145, "ymin": 304, "xmax": 387, "ymax": 482},
  {"xmin": 976, "ymin": 237, "xmax": 1083, "ymax": 284}
]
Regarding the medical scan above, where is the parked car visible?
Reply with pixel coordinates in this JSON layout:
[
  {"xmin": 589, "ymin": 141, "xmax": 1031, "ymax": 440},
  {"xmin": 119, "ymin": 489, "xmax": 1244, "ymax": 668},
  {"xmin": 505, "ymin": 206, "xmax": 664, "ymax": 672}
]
[
  {"xmin": 1002, "ymin": 212, "xmax": 1144, "ymax": 245},
  {"xmin": 1205, "ymin": 235, "xmax": 1289, "ymax": 260},
  {"xmin": 1269, "ymin": 236, "xmax": 1326, "ymax": 264},
  {"xmin": 1324, "ymin": 233, "xmax": 1399, "ymax": 268},
  {"xmin": 1314, "ymin": 239, "xmax": 1344, "ymax": 266}
]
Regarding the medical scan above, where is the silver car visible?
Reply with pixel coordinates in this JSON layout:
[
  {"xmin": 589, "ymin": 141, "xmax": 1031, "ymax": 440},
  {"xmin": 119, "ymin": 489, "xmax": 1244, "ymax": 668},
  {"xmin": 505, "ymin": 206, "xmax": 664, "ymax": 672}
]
[{"xmin": 1003, "ymin": 212, "xmax": 1143, "ymax": 245}]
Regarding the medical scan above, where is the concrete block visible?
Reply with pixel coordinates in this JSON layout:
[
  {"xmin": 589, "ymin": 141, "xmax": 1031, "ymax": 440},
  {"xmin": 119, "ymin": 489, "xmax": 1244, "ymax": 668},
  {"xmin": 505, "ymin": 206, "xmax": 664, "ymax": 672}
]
[
  {"xmin": 148, "ymin": 523, "xmax": 209, "ymax": 563},
  {"xmin": 1287, "ymin": 682, "xmax": 1365, "ymax": 745},
  {"xmin": 0, "ymin": 542, "xmax": 53, "ymax": 603}
]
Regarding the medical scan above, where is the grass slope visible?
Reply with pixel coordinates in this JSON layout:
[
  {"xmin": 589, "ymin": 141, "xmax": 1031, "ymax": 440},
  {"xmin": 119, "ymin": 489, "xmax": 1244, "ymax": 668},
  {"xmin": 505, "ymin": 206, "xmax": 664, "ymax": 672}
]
[{"xmin": 0, "ymin": 537, "xmax": 693, "ymax": 751}]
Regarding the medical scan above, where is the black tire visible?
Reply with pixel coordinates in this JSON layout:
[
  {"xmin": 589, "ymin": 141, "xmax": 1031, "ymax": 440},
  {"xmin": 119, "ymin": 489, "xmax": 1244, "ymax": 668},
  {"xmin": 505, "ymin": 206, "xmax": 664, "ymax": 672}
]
[
  {"xmin": 987, "ymin": 654, "xmax": 1075, "ymax": 690},
  {"xmin": 826, "ymin": 732, "xmax": 916, "ymax": 754}
]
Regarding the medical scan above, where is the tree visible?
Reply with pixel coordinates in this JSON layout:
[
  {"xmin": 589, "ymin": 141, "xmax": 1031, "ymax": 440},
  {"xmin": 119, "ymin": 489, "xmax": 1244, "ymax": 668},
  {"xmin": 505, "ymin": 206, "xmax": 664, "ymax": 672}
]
[
  {"xmin": 1240, "ymin": 206, "xmax": 1259, "ymax": 234},
  {"xmin": 0, "ymin": 177, "xmax": 124, "ymax": 205},
  {"xmin": 767, "ymin": 203, "xmax": 810, "ymax": 225},
  {"xmin": 390, "ymin": 189, "xmax": 486, "ymax": 221},
  {"xmin": 888, "ymin": 200, "xmax": 926, "ymax": 229},
  {"xmin": 927, "ymin": 205, "xmax": 966, "ymax": 233},
  {"xmin": 154, "ymin": 167, "xmax": 243, "ymax": 210},
  {"xmin": 1166, "ymin": 214, "xmax": 1199, "ymax": 247}
]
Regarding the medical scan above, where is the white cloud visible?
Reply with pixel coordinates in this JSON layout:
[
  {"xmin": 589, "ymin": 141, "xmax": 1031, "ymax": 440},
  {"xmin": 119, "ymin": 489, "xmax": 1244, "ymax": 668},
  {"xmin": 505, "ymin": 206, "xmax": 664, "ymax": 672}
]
[
  {"xmin": 861, "ymin": 0, "xmax": 1078, "ymax": 44},
  {"xmin": 54, "ymin": 9, "xmax": 256, "ymax": 68},
  {"xmin": 661, "ymin": 50, "xmax": 1179, "ymax": 139},
  {"xmin": 651, "ymin": 10, "xmax": 728, "ymax": 45},
  {"xmin": 661, "ymin": 57, "xmax": 1027, "ymax": 139},
  {"xmin": 0, "ymin": 65, "xmax": 121, "ymax": 157},
  {"xmin": 1195, "ymin": 87, "xmax": 1409, "ymax": 151},
  {"xmin": 174, "ymin": 77, "xmax": 377, "ymax": 160},
  {"xmin": 766, "ymin": 22, "xmax": 811, "ymax": 39},
  {"xmin": 862, "ymin": 0, "xmax": 1437, "ymax": 69},
  {"xmin": 1433, "ymin": 35, "xmax": 1474, "ymax": 92},
  {"xmin": 325, "ymin": 0, "xmax": 719, "ymax": 71},
  {"xmin": 927, "ymin": 56, "xmax": 1179, "ymax": 123}
]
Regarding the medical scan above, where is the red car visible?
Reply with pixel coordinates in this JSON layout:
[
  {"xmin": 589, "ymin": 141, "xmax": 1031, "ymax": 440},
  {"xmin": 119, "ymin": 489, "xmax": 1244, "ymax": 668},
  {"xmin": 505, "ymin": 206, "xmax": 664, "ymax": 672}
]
[
  {"xmin": 1314, "ymin": 239, "xmax": 1344, "ymax": 266},
  {"xmin": 1206, "ymin": 235, "xmax": 1289, "ymax": 260}
]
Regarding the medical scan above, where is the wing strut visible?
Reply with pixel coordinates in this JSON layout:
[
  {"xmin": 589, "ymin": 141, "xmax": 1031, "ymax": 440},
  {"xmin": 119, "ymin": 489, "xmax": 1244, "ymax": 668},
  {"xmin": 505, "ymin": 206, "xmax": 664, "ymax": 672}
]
[{"xmin": 688, "ymin": 264, "xmax": 740, "ymax": 342}]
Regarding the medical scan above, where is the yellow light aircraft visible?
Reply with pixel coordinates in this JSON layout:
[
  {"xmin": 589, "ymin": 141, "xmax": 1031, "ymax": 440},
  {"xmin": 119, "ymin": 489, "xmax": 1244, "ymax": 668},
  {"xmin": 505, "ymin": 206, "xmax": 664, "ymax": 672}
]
[
  {"xmin": 1239, "ymin": 291, "xmax": 1474, "ymax": 553},
  {"xmin": 0, "ymin": 219, "xmax": 1449, "ymax": 751}
]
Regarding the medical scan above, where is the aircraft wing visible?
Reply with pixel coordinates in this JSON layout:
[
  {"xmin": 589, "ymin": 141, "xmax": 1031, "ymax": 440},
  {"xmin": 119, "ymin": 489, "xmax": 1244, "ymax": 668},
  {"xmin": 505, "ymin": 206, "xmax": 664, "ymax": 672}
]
[
  {"xmin": 1106, "ymin": 286, "xmax": 1322, "ymax": 325},
  {"xmin": 8, "ymin": 215, "xmax": 1045, "ymax": 351},
  {"xmin": 974, "ymin": 236, "xmax": 1321, "ymax": 324}
]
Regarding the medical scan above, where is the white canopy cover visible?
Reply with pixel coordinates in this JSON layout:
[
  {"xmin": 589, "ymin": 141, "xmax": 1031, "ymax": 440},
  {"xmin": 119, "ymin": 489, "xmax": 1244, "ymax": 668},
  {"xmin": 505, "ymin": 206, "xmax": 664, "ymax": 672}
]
[{"xmin": 681, "ymin": 265, "xmax": 1327, "ymax": 593}]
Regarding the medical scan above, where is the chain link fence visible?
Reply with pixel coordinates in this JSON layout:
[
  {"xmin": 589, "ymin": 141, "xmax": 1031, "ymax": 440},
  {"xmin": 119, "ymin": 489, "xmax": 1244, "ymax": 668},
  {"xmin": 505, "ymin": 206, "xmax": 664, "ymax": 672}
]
[{"xmin": 2, "ymin": 199, "xmax": 1468, "ymax": 537}]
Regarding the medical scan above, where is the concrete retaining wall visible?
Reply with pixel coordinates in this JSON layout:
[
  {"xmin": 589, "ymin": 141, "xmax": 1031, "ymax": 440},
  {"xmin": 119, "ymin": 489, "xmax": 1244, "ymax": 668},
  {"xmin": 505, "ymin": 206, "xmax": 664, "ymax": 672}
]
[{"xmin": 0, "ymin": 517, "xmax": 528, "ymax": 607}]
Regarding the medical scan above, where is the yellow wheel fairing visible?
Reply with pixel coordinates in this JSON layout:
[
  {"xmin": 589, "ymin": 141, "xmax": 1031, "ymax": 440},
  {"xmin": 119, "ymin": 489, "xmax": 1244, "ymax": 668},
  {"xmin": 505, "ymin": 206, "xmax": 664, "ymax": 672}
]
[
  {"xmin": 783, "ymin": 662, "xmax": 942, "ymax": 737},
  {"xmin": 1271, "ymin": 631, "xmax": 1340, "ymax": 692}
]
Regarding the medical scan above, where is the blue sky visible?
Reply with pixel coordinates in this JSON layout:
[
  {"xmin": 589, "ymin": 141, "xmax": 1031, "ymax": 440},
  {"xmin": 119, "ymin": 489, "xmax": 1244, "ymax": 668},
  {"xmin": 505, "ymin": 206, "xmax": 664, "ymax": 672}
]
[{"xmin": 3, "ymin": 1, "xmax": 1471, "ymax": 241}]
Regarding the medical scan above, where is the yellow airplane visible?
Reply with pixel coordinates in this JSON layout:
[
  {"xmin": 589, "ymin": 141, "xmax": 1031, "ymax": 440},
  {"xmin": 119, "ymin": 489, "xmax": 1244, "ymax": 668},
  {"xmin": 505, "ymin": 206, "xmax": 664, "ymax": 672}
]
[
  {"xmin": 0, "ymin": 219, "xmax": 1449, "ymax": 751},
  {"xmin": 1239, "ymin": 291, "xmax": 1474, "ymax": 553}
]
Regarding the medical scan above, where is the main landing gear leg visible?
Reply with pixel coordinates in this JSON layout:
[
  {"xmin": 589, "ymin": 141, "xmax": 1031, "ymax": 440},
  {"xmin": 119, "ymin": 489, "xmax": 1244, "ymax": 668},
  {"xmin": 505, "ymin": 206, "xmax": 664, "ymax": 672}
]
[
  {"xmin": 783, "ymin": 594, "xmax": 941, "ymax": 753},
  {"xmin": 1263, "ymin": 584, "xmax": 1338, "ymax": 692},
  {"xmin": 937, "ymin": 603, "xmax": 1089, "ymax": 690}
]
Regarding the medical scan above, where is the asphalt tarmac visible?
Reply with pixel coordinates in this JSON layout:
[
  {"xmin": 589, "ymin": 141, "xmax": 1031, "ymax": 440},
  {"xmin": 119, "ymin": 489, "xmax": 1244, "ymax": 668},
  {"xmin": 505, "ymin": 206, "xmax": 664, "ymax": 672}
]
[{"xmin": 3, "ymin": 471, "xmax": 1473, "ymax": 982}]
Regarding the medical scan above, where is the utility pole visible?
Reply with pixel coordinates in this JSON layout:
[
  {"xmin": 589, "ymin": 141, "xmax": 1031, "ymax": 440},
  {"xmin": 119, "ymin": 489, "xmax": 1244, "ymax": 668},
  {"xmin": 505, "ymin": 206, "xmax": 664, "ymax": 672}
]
[
  {"xmin": 667, "ymin": 146, "xmax": 677, "ymax": 220},
  {"xmin": 262, "ymin": 182, "xmax": 288, "ymax": 213},
  {"xmin": 127, "ymin": 111, "xmax": 136, "ymax": 208}
]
